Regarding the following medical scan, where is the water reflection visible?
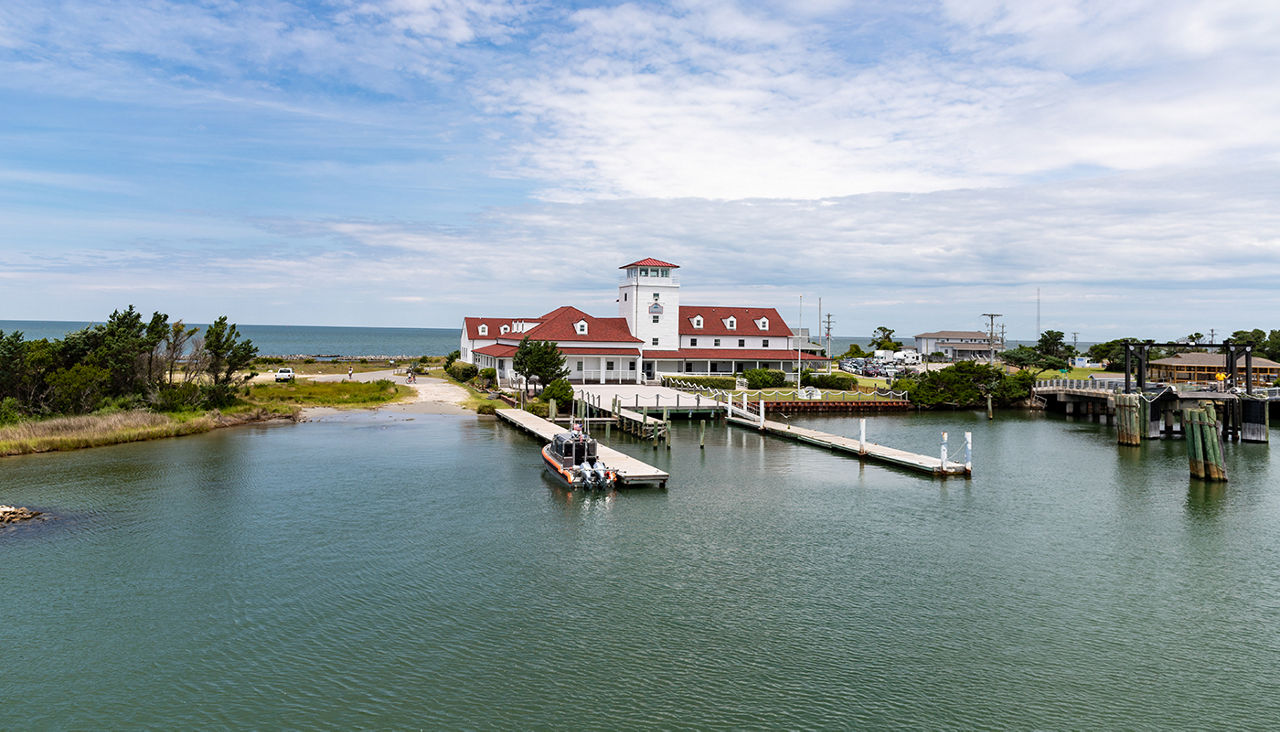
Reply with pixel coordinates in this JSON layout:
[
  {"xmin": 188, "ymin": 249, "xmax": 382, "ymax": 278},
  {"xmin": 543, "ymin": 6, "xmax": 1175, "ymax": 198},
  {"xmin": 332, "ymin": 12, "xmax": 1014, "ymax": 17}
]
[{"xmin": 1185, "ymin": 480, "xmax": 1226, "ymax": 516}]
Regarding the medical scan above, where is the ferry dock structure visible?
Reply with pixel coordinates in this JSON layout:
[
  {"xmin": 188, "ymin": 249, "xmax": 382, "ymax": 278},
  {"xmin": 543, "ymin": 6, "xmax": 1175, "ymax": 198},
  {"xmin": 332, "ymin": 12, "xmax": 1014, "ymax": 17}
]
[
  {"xmin": 573, "ymin": 384, "xmax": 970, "ymax": 479},
  {"xmin": 495, "ymin": 408, "xmax": 669, "ymax": 488},
  {"xmin": 724, "ymin": 405, "xmax": 971, "ymax": 478}
]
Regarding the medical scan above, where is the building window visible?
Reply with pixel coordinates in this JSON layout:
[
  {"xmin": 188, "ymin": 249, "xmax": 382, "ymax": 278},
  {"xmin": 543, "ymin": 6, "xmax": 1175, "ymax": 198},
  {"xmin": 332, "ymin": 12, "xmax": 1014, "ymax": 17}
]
[
  {"xmin": 576, "ymin": 361, "xmax": 583, "ymax": 371},
  {"xmin": 640, "ymin": 267, "xmax": 649, "ymax": 276},
  {"xmin": 726, "ymin": 317, "xmax": 736, "ymax": 330},
  {"xmin": 763, "ymin": 339, "xmax": 769, "ymax": 347},
  {"xmin": 653, "ymin": 292, "xmax": 660, "ymax": 300},
  {"xmin": 629, "ymin": 362, "xmax": 636, "ymax": 370},
  {"xmin": 606, "ymin": 361, "xmax": 615, "ymax": 370},
  {"xmin": 624, "ymin": 292, "xmax": 628, "ymax": 301},
  {"xmin": 477, "ymin": 324, "xmax": 488, "ymax": 336},
  {"xmin": 692, "ymin": 316, "xmax": 702, "ymax": 329},
  {"xmin": 575, "ymin": 320, "xmax": 588, "ymax": 335},
  {"xmin": 756, "ymin": 317, "xmax": 769, "ymax": 330},
  {"xmin": 738, "ymin": 339, "xmax": 745, "ymax": 347},
  {"xmin": 714, "ymin": 338, "xmax": 721, "ymax": 347},
  {"xmin": 652, "ymin": 338, "xmax": 659, "ymax": 346},
  {"xmin": 690, "ymin": 338, "xmax": 698, "ymax": 346},
  {"xmin": 500, "ymin": 324, "xmax": 509, "ymax": 335},
  {"xmin": 652, "ymin": 315, "xmax": 660, "ymax": 323}
]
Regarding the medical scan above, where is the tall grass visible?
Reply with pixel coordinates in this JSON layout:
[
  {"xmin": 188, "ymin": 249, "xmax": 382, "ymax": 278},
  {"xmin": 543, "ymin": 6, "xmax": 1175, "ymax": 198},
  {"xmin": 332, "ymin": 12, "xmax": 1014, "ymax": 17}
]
[
  {"xmin": 0, "ymin": 411, "xmax": 216, "ymax": 456},
  {"xmin": 248, "ymin": 379, "xmax": 411, "ymax": 407}
]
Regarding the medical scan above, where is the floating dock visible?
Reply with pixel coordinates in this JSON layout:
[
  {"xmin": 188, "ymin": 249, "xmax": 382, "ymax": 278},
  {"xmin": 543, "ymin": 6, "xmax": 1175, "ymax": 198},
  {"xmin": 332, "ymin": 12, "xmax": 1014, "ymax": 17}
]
[
  {"xmin": 496, "ymin": 408, "xmax": 669, "ymax": 487},
  {"xmin": 726, "ymin": 414, "xmax": 971, "ymax": 478}
]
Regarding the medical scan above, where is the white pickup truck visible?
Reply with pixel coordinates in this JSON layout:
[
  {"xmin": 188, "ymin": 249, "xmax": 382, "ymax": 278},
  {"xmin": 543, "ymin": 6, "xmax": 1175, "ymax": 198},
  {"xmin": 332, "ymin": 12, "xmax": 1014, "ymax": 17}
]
[{"xmin": 274, "ymin": 367, "xmax": 296, "ymax": 382}]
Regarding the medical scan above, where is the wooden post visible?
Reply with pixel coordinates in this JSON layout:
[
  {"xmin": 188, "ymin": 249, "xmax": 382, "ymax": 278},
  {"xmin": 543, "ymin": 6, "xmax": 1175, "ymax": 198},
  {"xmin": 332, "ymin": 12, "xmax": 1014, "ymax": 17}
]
[
  {"xmin": 700, "ymin": 419, "xmax": 706, "ymax": 449},
  {"xmin": 987, "ymin": 394, "xmax": 993, "ymax": 420},
  {"xmin": 663, "ymin": 409, "xmax": 670, "ymax": 449},
  {"xmin": 1186, "ymin": 408, "xmax": 1205, "ymax": 479},
  {"xmin": 549, "ymin": 398, "xmax": 557, "ymax": 422}
]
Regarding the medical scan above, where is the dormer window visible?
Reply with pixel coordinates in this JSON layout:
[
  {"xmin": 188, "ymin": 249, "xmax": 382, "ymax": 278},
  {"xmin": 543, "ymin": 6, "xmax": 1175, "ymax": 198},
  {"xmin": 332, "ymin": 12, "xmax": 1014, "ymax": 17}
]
[
  {"xmin": 500, "ymin": 324, "xmax": 510, "ymax": 335},
  {"xmin": 756, "ymin": 317, "xmax": 769, "ymax": 331},
  {"xmin": 726, "ymin": 317, "xmax": 736, "ymax": 330},
  {"xmin": 477, "ymin": 324, "xmax": 488, "ymax": 336},
  {"xmin": 692, "ymin": 316, "xmax": 703, "ymax": 329},
  {"xmin": 575, "ymin": 319, "xmax": 588, "ymax": 335}
]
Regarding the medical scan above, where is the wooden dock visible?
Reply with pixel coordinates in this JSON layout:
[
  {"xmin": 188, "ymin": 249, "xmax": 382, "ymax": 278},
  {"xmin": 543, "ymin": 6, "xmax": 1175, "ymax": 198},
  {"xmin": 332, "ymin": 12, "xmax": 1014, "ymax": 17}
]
[
  {"xmin": 496, "ymin": 409, "xmax": 669, "ymax": 487},
  {"xmin": 726, "ymin": 414, "xmax": 971, "ymax": 478}
]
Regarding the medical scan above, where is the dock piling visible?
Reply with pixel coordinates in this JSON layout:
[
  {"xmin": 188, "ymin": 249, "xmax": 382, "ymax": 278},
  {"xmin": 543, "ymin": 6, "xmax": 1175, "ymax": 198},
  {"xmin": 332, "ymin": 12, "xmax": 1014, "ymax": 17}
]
[
  {"xmin": 700, "ymin": 419, "xmax": 706, "ymax": 449},
  {"xmin": 941, "ymin": 431, "xmax": 949, "ymax": 467}
]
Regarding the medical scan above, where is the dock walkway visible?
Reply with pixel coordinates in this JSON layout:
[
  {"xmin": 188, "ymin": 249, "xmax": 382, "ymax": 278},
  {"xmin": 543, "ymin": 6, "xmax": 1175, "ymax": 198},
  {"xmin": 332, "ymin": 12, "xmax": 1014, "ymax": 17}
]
[
  {"xmin": 727, "ymin": 415, "xmax": 971, "ymax": 477},
  {"xmin": 496, "ymin": 408, "xmax": 669, "ymax": 487}
]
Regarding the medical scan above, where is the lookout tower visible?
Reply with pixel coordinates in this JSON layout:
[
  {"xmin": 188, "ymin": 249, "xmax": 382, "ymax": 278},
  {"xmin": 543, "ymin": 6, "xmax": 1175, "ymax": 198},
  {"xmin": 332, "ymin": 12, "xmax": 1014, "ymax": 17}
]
[{"xmin": 618, "ymin": 258, "xmax": 680, "ymax": 350}]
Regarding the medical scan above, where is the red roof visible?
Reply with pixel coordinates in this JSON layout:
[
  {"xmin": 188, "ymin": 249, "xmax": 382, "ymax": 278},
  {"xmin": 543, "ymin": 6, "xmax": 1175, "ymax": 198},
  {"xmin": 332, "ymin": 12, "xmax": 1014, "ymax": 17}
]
[
  {"xmin": 644, "ymin": 348, "xmax": 828, "ymax": 361},
  {"xmin": 558, "ymin": 347, "xmax": 641, "ymax": 356},
  {"xmin": 619, "ymin": 258, "xmax": 680, "ymax": 269},
  {"xmin": 523, "ymin": 306, "xmax": 643, "ymax": 343},
  {"xmin": 463, "ymin": 317, "xmax": 541, "ymax": 340},
  {"xmin": 474, "ymin": 344, "xmax": 639, "ymax": 358},
  {"xmin": 678, "ymin": 306, "xmax": 792, "ymax": 337},
  {"xmin": 473, "ymin": 344, "xmax": 517, "ymax": 357}
]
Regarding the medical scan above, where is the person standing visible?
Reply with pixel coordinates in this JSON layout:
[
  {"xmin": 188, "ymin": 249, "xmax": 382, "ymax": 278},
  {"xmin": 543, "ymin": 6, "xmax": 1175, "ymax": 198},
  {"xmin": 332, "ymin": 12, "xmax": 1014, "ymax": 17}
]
[{"xmin": 347, "ymin": 365, "xmax": 353, "ymax": 381}]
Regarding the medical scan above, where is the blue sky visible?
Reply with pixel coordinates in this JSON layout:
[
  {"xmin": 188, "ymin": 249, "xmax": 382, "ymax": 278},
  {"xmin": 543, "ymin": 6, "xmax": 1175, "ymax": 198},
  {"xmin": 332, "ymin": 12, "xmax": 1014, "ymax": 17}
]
[{"xmin": 2, "ymin": 0, "xmax": 1278, "ymax": 340}]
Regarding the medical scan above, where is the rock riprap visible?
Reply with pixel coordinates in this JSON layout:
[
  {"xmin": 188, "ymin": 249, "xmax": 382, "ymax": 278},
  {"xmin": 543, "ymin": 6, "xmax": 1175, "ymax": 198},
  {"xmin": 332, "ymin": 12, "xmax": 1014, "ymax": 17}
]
[{"xmin": 0, "ymin": 505, "xmax": 44, "ymax": 525}]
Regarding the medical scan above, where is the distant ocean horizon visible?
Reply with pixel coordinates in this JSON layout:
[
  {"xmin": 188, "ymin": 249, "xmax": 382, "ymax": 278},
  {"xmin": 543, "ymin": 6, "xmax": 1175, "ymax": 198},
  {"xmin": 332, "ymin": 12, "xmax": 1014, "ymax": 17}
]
[
  {"xmin": 1, "ymin": 320, "xmax": 1045, "ymax": 359},
  {"xmin": 0, "ymin": 320, "xmax": 464, "ymax": 358}
]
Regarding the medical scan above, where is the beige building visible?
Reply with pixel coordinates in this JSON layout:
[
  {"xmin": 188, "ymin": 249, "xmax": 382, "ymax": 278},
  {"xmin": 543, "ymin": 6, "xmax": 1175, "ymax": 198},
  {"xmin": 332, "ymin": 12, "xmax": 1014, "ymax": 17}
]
[{"xmin": 1147, "ymin": 352, "xmax": 1280, "ymax": 384}]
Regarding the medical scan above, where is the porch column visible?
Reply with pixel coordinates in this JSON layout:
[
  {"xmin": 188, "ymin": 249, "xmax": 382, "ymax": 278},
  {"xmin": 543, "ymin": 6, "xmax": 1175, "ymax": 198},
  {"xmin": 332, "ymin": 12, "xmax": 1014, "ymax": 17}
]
[
  {"xmin": 599, "ymin": 356, "xmax": 605, "ymax": 384},
  {"xmin": 635, "ymin": 356, "xmax": 642, "ymax": 384}
]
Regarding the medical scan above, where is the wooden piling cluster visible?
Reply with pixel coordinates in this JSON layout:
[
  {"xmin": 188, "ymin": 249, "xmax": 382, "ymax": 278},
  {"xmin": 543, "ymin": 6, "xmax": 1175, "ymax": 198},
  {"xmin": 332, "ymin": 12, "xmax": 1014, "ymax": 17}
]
[
  {"xmin": 1184, "ymin": 403, "xmax": 1228, "ymax": 481},
  {"xmin": 1116, "ymin": 393, "xmax": 1143, "ymax": 446}
]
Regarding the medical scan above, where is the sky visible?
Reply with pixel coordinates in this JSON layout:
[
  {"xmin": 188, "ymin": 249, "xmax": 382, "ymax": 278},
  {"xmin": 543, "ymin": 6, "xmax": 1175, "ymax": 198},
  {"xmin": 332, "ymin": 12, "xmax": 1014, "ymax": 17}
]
[{"xmin": 1, "ymin": 0, "xmax": 1278, "ymax": 341}]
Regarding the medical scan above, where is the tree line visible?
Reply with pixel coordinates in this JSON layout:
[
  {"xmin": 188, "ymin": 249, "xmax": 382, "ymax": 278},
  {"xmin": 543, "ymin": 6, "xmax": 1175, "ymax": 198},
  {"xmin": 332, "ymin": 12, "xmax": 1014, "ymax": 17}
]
[{"xmin": 0, "ymin": 306, "xmax": 258, "ymax": 423}]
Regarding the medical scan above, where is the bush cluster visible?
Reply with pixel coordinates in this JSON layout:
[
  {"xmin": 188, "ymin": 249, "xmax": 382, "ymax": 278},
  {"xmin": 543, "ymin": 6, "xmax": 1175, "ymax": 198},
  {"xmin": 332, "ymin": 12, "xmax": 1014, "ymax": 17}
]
[
  {"xmin": 540, "ymin": 378, "xmax": 574, "ymax": 406},
  {"xmin": 663, "ymin": 375, "xmax": 737, "ymax": 390},
  {"xmin": 447, "ymin": 361, "xmax": 478, "ymax": 382},
  {"xmin": 802, "ymin": 371, "xmax": 859, "ymax": 390},
  {"xmin": 743, "ymin": 368, "xmax": 787, "ymax": 389}
]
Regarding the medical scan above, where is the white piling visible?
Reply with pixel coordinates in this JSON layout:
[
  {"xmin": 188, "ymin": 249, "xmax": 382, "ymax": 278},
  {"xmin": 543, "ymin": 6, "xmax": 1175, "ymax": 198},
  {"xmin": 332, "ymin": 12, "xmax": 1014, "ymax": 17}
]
[
  {"xmin": 859, "ymin": 418, "xmax": 866, "ymax": 454},
  {"xmin": 964, "ymin": 431, "xmax": 972, "ymax": 471},
  {"xmin": 940, "ymin": 431, "xmax": 949, "ymax": 466}
]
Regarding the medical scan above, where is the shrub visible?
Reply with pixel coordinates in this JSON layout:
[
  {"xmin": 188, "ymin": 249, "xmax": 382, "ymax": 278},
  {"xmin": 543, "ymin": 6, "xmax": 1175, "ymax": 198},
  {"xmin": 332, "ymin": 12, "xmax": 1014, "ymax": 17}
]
[
  {"xmin": 476, "ymin": 402, "xmax": 497, "ymax": 415},
  {"xmin": 150, "ymin": 383, "xmax": 203, "ymax": 412},
  {"xmin": 663, "ymin": 375, "xmax": 737, "ymax": 390},
  {"xmin": 46, "ymin": 363, "xmax": 111, "ymax": 414},
  {"xmin": 0, "ymin": 397, "xmax": 22, "ymax": 425},
  {"xmin": 255, "ymin": 357, "xmax": 285, "ymax": 365},
  {"xmin": 447, "ymin": 361, "xmax": 478, "ymax": 382},
  {"xmin": 478, "ymin": 367, "xmax": 497, "ymax": 387},
  {"xmin": 743, "ymin": 368, "xmax": 787, "ymax": 390},
  {"xmin": 524, "ymin": 400, "xmax": 549, "ymax": 417},
  {"xmin": 303, "ymin": 358, "xmax": 316, "ymax": 364},
  {"xmin": 802, "ymin": 371, "xmax": 859, "ymax": 390},
  {"xmin": 200, "ymin": 383, "xmax": 239, "ymax": 408},
  {"xmin": 541, "ymin": 378, "xmax": 574, "ymax": 405},
  {"xmin": 445, "ymin": 350, "xmax": 461, "ymax": 370}
]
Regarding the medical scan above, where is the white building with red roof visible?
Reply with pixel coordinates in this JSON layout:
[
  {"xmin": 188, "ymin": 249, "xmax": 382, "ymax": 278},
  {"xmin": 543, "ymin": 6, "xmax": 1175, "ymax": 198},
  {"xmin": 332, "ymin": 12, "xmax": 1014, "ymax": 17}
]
[{"xmin": 460, "ymin": 258, "xmax": 828, "ymax": 385}]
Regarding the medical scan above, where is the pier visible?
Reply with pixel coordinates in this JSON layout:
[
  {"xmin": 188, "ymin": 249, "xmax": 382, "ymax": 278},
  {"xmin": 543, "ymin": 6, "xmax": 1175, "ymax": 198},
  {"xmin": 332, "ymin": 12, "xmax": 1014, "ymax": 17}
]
[
  {"xmin": 726, "ymin": 408, "xmax": 971, "ymax": 478},
  {"xmin": 495, "ymin": 408, "xmax": 669, "ymax": 487}
]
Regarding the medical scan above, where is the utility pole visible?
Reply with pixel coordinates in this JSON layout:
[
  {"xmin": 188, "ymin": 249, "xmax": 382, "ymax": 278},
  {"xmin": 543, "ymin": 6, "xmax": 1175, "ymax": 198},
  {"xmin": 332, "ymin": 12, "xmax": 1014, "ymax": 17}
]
[
  {"xmin": 1209, "ymin": 328, "xmax": 1217, "ymax": 344},
  {"xmin": 1072, "ymin": 331, "xmax": 1079, "ymax": 351},
  {"xmin": 823, "ymin": 312, "xmax": 835, "ymax": 372},
  {"xmin": 982, "ymin": 313, "xmax": 1002, "ymax": 364}
]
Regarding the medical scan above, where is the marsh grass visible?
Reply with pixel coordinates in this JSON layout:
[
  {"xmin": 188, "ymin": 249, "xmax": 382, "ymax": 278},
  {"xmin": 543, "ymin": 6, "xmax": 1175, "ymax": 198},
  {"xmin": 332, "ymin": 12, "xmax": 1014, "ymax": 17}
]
[
  {"xmin": 249, "ymin": 379, "xmax": 411, "ymax": 407},
  {"xmin": 0, "ymin": 411, "xmax": 216, "ymax": 456}
]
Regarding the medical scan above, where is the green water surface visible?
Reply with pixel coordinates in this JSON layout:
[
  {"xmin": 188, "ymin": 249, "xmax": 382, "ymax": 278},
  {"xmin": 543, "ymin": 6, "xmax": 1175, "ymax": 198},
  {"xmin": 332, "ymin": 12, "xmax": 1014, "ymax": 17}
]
[{"xmin": 3, "ymin": 410, "xmax": 1278, "ymax": 729}]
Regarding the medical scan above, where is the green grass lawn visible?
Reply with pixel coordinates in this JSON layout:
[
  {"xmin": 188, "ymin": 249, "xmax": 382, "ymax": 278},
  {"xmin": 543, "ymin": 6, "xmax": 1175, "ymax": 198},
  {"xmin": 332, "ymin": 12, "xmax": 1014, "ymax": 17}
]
[
  {"xmin": 248, "ymin": 379, "xmax": 413, "ymax": 407},
  {"xmin": 1034, "ymin": 367, "xmax": 1107, "ymax": 380}
]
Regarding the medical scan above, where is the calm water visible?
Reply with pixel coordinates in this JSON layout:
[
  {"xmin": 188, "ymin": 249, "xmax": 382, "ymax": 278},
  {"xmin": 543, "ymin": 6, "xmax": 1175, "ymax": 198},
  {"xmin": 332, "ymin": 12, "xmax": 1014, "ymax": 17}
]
[
  {"xmin": 4, "ymin": 410, "xmax": 1279, "ymax": 729},
  {"xmin": 0, "ymin": 320, "xmax": 461, "ymax": 357}
]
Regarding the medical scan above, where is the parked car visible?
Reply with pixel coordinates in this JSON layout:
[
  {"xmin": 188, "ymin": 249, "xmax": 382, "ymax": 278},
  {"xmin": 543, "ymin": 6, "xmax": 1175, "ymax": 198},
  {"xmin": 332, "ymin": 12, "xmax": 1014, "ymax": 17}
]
[{"xmin": 275, "ymin": 368, "xmax": 296, "ymax": 382}]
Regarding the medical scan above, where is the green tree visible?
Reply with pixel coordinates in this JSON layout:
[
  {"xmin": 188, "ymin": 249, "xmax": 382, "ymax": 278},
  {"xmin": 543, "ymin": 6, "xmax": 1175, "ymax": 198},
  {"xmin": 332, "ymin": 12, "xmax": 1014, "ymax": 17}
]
[
  {"xmin": 840, "ymin": 342, "xmax": 869, "ymax": 359},
  {"xmin": 894, "ymin": 361, "xmax": 1032, "ymax": 408},
  {"xmin": 540, "ymin": 378, "xmax": 574, "ymax": 406},
  {"xmin": 870, "ymin": 326, "xmax": 902, "ymax": 352},
  {"xmin": 1000, "ymin": 345, "xmax": 1068, "ymax": 376},
  {"xmin": 201, "ymin": 316, "xmax": 258, "ymax": 386},
  {"xmin": 1035, "ymin": 330, "xmax": 1074, "ymax": 359},
  {"xmin": 513, "ymin": 337, "xmax": 569, "ymax": 395}
]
